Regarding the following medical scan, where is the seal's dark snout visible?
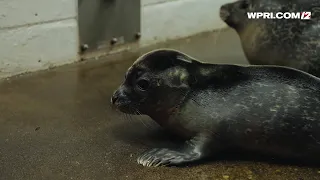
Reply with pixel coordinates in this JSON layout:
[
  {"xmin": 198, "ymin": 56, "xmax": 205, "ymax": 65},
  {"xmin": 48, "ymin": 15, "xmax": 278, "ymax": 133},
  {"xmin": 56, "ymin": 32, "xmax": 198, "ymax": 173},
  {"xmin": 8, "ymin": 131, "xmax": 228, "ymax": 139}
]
[
  {"xmin": 111, "ymin": 93, "xmax": 118, "ymax": 105},
  {"xmin": 111, "ymin": 90, "xmax": 120, "ymax": 105},
  {"xmin": 220, "ymin": 5, "xmax": 230, "ymax": 21}
]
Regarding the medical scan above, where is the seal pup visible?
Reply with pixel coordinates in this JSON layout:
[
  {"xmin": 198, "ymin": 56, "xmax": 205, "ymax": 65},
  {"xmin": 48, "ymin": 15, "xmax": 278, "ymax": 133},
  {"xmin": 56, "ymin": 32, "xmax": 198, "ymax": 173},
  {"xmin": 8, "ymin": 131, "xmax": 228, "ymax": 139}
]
[
  {"xmin": 111, "ymin": 49, "xmax": 320, "ymax": 167},
  {"xmin": 220, "ymin": 0, "xmax": 320, "ymax": 77}
]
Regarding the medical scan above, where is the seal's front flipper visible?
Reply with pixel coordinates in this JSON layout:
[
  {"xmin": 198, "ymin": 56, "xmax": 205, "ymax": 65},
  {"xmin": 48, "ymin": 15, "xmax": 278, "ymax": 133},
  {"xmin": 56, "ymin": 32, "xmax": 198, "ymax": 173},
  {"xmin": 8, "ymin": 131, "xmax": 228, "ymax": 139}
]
[{"xmin": 137, "ymin": 133, "xmax": 214, "ymax": 167}]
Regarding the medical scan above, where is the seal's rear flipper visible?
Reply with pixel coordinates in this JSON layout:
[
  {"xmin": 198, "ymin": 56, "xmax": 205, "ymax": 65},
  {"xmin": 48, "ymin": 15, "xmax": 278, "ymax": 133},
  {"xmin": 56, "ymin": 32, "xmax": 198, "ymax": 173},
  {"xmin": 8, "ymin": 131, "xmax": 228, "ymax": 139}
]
[{"xmin": 137, "ymin": 132, "xmax": 217, "ymax": 167}]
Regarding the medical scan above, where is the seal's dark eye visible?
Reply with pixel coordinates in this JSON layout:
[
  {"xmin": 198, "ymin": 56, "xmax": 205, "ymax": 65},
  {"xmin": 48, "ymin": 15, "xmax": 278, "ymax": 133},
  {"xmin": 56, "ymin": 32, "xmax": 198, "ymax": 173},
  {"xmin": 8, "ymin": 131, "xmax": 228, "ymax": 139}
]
[{"xmin": 136, "ymin": 79, "xmax": 150, "ymax": 91}]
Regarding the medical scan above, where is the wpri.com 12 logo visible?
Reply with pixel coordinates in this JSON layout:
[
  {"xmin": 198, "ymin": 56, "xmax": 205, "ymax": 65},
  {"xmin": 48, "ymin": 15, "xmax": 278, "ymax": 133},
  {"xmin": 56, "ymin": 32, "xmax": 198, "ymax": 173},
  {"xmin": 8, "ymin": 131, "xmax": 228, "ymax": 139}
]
[{"xmin": 301, "ymin": 12, "xmax": 311, "ymax": 20}]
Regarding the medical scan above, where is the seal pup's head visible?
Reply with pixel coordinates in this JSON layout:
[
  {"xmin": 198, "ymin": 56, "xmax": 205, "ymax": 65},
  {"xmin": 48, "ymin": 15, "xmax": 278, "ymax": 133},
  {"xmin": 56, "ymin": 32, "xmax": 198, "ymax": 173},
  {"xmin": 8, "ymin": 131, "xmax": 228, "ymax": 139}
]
[{"xmin": 110, "ymin": 49, "xmax": 202, "ymax": 119}]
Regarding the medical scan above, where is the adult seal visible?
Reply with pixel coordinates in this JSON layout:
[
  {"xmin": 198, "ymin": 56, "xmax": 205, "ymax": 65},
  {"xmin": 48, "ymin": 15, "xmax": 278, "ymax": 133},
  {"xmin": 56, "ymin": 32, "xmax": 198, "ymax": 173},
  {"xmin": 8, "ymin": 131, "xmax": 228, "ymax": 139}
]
[
  {"xmin": 220, "ymin": 0, "xmax": 320, "ymax": 77},
  {"xmin": 111, "ymin": 49, "xmax": 320, "ymax": 167}
]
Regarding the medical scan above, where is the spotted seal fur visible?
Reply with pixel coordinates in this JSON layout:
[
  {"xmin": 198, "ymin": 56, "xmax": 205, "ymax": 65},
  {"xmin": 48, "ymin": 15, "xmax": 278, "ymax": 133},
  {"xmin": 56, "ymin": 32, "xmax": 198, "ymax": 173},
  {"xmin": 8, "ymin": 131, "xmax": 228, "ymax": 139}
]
[
  {"xmin": 220, "ymin": 0, "xmax": 320, "ymax": 77},
  {"xmin": 111, "ymin": 49, "xmax": 320, "ymax": 167}
]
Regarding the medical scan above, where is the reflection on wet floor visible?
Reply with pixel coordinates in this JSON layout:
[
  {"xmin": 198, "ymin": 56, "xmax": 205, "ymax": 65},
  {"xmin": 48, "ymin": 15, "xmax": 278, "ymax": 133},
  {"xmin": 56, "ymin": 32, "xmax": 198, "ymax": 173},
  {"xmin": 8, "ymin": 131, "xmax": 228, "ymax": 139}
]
[{"xmin": 0, "ymin": 28, "xmax": 320, "ymax": 180}]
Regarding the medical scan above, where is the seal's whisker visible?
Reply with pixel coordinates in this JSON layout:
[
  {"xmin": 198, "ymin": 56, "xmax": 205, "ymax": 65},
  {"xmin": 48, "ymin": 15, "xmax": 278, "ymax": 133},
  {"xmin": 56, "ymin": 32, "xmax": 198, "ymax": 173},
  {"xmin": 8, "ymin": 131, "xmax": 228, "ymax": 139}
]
[
  {"xmin": 121, "ymin": 114, "xmax": 126, "ymax": 122},
  {"xmin": 136, "ymin": 109, "xmax": 154, "ymax": 128},
  {"xmin": 126, "ymin": 108, "xmax": 137, "ymax": 123},
  {"xmin": 127, "ymin": 107, "xmax": 149, "ymax": 129},
  {"xmin": 124, "ymin": 113, "xmax": 131, "ymax": 122},
  {"xmin": 134, "ymin": 109, "xmax": 154, "ymax": 129}
]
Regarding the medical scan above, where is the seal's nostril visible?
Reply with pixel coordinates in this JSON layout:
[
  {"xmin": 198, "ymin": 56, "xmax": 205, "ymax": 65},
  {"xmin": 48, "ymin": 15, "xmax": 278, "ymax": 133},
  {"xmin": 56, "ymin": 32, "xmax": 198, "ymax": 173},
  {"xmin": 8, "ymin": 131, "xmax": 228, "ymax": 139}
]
[
  {"xmin": 111, "ymin": 90, "xmax": 119, "ymax": 105},
  {"xmin": 111, "ymin": 95, "xmax": 118, "ymax": 104}
]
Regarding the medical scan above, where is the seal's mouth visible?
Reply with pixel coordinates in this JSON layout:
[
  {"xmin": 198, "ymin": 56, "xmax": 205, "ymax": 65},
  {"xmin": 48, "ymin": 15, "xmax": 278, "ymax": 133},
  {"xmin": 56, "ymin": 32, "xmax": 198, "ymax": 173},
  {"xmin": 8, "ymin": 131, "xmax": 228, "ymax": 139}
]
[
  {"xmin": 110, "ymin": 90, "xmax": 138, "ymax": 114},
  {"xmin": 113, "ymin": 104, "xmax": 140, "ymax": 115},
  {"xmin": 111, "ymin": 98, "xmax": 138, "ymax": 115}
]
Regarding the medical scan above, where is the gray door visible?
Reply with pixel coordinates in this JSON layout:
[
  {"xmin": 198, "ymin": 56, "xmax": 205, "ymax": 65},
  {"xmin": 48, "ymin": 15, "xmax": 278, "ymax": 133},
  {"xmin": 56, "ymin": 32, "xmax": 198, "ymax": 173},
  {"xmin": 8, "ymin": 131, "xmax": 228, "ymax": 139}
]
[{"xmin": 78, "ymin": 0, "xmax": 141, "ymax": 54}]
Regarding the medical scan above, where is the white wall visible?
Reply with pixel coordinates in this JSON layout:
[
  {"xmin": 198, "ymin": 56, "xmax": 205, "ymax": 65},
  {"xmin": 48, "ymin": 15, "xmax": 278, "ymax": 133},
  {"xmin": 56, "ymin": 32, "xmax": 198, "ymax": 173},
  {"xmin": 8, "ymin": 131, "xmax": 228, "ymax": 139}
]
[
  {"xmin": 0, "ymin": 0, "xmax": 79, "ymax": 79},
  {"xmin": 0, "ymin": 0, "xmax": 231, "ymax": 79},
  {"xmin": 140, "ymin": 0, "xmax": 229, "ymax": 46}
]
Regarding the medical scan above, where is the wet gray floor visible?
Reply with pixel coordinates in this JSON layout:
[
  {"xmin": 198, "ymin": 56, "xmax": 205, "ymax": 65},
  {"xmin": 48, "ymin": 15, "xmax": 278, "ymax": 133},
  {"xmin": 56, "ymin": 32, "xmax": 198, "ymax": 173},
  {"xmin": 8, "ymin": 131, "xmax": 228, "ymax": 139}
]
[{"xmin": 1, "ymin": 28, "xmax": 320, "ymax": 180}]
